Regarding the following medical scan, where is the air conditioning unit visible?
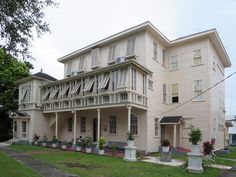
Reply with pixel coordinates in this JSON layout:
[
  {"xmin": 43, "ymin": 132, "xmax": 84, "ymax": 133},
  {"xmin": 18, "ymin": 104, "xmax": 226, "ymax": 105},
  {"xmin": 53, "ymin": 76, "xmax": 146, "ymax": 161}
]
[
  {"xmin": 71, "ymin": 71, "xmax": 77, "ymax": 77},
  {"xmin": 116, "ymin": 57, "xmax": 125, "ymax": 64}
]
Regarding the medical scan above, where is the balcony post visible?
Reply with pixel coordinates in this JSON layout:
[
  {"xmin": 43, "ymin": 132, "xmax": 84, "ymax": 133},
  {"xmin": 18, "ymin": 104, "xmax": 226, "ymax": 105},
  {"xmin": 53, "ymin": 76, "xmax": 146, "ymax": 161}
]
[
  {"xmin": 97, "ymin": 108, "xmax": 101, "ymax": 143},
  {"xmin": 55, "ymin": 112, "xmax": 58, "ymax": 139},
  {"xmin": 127, "ymin": 106, "xmax": 131, "ymax": 132},
  {"xmin": 73, "ymin": 110, "xmax": 77, "ymax": 145},
  {"xmin": 173, "ymin": 124, "xmax": 177, "ymax": 147}
]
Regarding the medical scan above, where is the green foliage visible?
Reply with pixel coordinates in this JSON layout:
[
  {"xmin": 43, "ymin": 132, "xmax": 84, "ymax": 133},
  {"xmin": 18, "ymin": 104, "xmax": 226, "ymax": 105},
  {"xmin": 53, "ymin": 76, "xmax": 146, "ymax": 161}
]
[
  {"xmin": 42, "ymin": 135, "xmax": 48, "ymax": 142},
  {"xmin": 188, "ymin": 125, "xmax": 202, "ymax": 145},
  {"xmin": 0, "ymin": 0, "xmax": 57, "ymax": 59},
  {"xmin": 84, "ymin": 136, "xmax": 92, "ymax": 148},
  {"xmin": 127, "ymin": 131, "xmax": 134, "ymax": 141},
  {"xmin": 52, "ymin": 136, "xmax": 58, "ymax": 143},
  {"xmin": 161, "ymin": 139, "xmax": 170, "ymax": 146},
  {"xmin": 76, "ymin": 140, "xmax": 83, "ymax": 147},
  {"xmin": 111, "ymin": 143, "xmax": 116, "ymax": 156},
  {"xmin": 98, "ymin": 137, "xmax": 105, "ymax": 150},
  {"xmin": 203, "ymin": 141, "xmax": 214, "ymax": 155},
  {"xmin": 33, "ymin": 134, "xmax": 40, "ymax": 142}
]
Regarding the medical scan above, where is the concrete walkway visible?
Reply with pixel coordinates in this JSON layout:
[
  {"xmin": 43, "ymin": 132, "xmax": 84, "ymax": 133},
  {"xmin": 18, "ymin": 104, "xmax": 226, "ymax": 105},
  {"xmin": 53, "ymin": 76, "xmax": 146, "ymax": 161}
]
[
  {"xmin": 0, "ymin": 146, "xmax": 79, "ymax": 177},
  {"xmin": 218, "ymin": 166, "xmax": 236, "ymax": 177}
]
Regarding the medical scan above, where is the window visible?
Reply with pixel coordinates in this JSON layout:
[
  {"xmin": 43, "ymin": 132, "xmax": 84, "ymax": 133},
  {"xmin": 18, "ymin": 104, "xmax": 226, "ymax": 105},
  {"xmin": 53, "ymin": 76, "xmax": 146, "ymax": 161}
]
[
  {"xmin": 131, "ymin": 114, "xmax": 138, "ymax": 135},
  {"xmin": 126, "ymin": 37, "xmax": 136, "ymax": 56},
  {"xmin": 153, "ymin": 42, "xmax": 158, "ymax": 60},
  {"xmin": 109, "ymin": 116, "xmax": 117, "ymax": 134},
  {"xmin": 112, "ymin": 70, "xmax": 118, "ymax": 91},
  {"xmin": 154, "ymin": 118, "xmax": 159, "ymax": 136},
  {"xmin": 162, "ymin": 50, "xmax": 167, "ymax": 67},
  {"xmin": 170, "ymin": 55, "xmax": 178, "ymax": 70},
  {"xmin": 91, "ymin": 48, "xmax": 99, "ymax": 68},
  {"xmin": 78, "ymin": 56, "xmax": 85, "ymax": 72},
  {"xmin": 80, "ymin": 117, "xmax": 86, "ymax": 133},
  {"xmin": 66, "ymin": 61, "xmax": 72, "ymax": 76},
  {"xmin": 118, "ymin": 69, "xmax": 127, "ymax": 88},
  {"xmin": 83, "ymin": 78, "xmax": 95, "ymax": 92},
  {"xmin": 148, "ymin": 79, "xmax": 153, "ymax": 90},
  {"xmin": 171, "ymin": 84, "xmax": 179, "ymax": 103},
  {"xmin": 22, "ymin": 121, "xmax": 27, "ymax": 133},
  {"xmin": 193, "ymin": 49, "xmax": 202, "ymax": 65},
  {"xmin": 14, "ymin": 121, "xmax": 17, "ymax": 132},
  {"xmin": 108, "ymin": 45, "xmax": 116, "ymax": 63},
  {"xmin": 194, "ymin": 80, "xmax": 203, "ymax": 100},
  {"xmin": 68, "ymin": 117, "xmax": 73, "ymax": 132},
  {"xmin": 98, "ymin": 74, "xmax": 110, "ymax": 90},
  {"xmin": 163, "ymin": 84, "xmax": 167, "ymax": 103},
  {"xmin": 131, "ymin": 68, "xmax": 136, "ymax": 91},
  {"xmin": 21, "ymin": 85, "xmax": 31, "ymax": 103},
  {"xmin": 143, "ymin": 74, "xmax": 147, "ymax": 95}
]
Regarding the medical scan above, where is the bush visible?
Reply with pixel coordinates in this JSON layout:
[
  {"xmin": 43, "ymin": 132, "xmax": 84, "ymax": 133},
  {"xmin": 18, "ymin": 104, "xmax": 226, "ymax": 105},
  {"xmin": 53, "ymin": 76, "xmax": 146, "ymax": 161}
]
[
  {"xmin": 203, "ymin": 141, "xmax": 214, "ymax": 155},
  {"xmin": 161, "ymin": 139, "xmax": 170, "ymax": 146},
  {"xmin": 98, "ymin": 137, "xmax": 106, "ymax": 150},
  {"xmin": 111, "ymin": 143, "xmax": 116, "ymax": 156},
  {"xmin": 42, "ymin": 135, "xmax": 48, "ymax": 142},
  {"xmin": 52, "ymin": 136, "xmax": 58, "ymax": 143},
  {"xmin": 84, "ymin": 136, "xmax": 93, "ymax": 148},
  {"xmin": 127, "ymin": 131, "xmax": 134, "ymax": 141},
  {"xmin": 33, "ymin": 134, "xmax": 40, "ymax": 142},
  {"xmin": 188, "ymin": 125, "xmax": 202, "ymax": 145}
]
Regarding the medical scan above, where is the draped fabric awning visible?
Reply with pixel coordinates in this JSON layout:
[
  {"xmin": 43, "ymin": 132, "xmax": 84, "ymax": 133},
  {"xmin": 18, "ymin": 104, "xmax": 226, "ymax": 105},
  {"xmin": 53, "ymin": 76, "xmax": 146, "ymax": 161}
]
[
  {"xmin": 70, "ymin": 82, "xmax": 81, "ymax": 94},
  {"xmin": 98, "ymin": 75, "xmax": 110, "ymax": 89},
  {"xmin": 10, "ymin": 111, "xmax": 30, "ymax": 119},
  {"xmin": 160, "ymin": 116, "xmax": 184, "ymax": 124},
  {"xmin": 42, "ymin": 89, "xmax": 51, "ymax": 99},
  {"xmin": 21, "ymin": 89, "xmax": 29, "ymax": 102},
  {"xmin": 50, "ymin": 88, "xmax": 60, "ymax": 98},
  {"xmin": 83, "ymin": 79, "xmax": 95, "ymax": 92}
]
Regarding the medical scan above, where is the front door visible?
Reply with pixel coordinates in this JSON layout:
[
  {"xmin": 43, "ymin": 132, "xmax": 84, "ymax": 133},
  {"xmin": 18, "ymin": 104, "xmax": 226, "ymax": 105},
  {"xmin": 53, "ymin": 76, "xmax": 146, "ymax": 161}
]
[{"xmin": 93, "ymin": 118, "xmax": 97, "ymax": 142}]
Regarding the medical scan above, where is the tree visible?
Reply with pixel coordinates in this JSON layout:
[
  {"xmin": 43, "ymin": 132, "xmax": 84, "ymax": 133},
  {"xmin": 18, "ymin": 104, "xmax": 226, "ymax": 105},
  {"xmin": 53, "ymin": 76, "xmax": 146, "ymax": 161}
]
[
  {"xmin": 0, "ymin": 0, "xmax": 57, "ymax": 59},
  {"xmin": 0, "ymin": 49, "xmax": 32, "ymax": 141}
]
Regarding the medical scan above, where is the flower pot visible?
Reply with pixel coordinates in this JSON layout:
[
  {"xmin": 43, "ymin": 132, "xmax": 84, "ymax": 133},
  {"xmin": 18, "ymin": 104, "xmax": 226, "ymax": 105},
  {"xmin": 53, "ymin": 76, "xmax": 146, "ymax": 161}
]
[
  {"xmin": 98, "ymin": 149, "xmax": 104, "ymax": 155},
  {"xmin": 127, "ymin": 140, "xmax": 134, "ymax": 147},
  {"xmin": 42, "ymin": 142, "xmax": 47, "ymax": 147},
  {"xmin": 190, "ymin": 144, "xmax": 200, "ymax": 153},
  {"xmin": 52, "ymin": 143, "xmax": 57, "ymax": 148},
  {"xmin": 61, "ymin": 145, "xmax": 67, "ymax": 150},
  {"xmin": 76, "ymin": 146, "xmax": 81, "ymax": 152},
  {"xmin": 162, "ymin": 146, "xmax": 170, "ymax": 152},
  {"xmin": 34, "ymin": 141, "xmax": 39, "ymax": 145},
  {"xmin": 86, "ymin": 148, "xmax": 92, "ymax": 153}
]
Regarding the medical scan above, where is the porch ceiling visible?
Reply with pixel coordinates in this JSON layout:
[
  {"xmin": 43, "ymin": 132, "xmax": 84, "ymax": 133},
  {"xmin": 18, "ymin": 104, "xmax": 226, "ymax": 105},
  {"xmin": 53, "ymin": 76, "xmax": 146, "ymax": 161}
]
[{"xmin": 160, "ymin": 116, "xmax": 183, "ymax": 125}]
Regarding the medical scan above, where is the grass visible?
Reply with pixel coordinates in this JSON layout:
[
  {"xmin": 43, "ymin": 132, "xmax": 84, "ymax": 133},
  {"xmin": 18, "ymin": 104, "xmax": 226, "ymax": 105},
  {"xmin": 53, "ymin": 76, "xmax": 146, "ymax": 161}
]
[
  {"xmin": 0, "ymin": 150, "xmax": 41, "ymax": 177},
  {"xmin": 217, "ymin": 146, "xmax": 236, "ymax": 159},
  {"xmin": 10, "ymin": 144, "xmax": 49, "ymax": 152}
]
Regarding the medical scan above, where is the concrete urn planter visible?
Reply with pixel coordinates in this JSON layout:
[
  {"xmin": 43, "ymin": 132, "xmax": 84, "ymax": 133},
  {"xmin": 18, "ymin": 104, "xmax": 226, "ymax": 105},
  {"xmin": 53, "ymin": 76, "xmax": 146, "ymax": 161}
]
[
  {"xmin": 162, "ymin": 146, "xmax": 170, "ymax": 152},
  {"xmin": 52, "ymin": 143, "xmax": 57, "ymax": 148},
  {"xmin": 124, "ymin": 140, "xmax": 137, "ymax": 162},
  {"xmin": 61, "ymin": 145, "xmax": 67, "ymax": 150},
  {"xmin": 187, "ymin": 144, "xmax": 203, "ymax": 174},
  {"xmin": 127, "ymin": 140, "xmax": 134, "ymax": 147},
  {"xmin": 76, "ymin": 146, "xmax": 82, "ymax": 152},
  {"xmin": 42, "ymin": 142, "xmax": 47, "ymax": 147},
  {"xmin": 98, "ymin": 149, "xmax": 104, "ymax": 155},
  {"xmin": 86, "ymin": 148, "xmax": 92, "ymax": 153},
  {"xmin": 34, "ymin": 141, "xmax": 39, "ymax": 146}
]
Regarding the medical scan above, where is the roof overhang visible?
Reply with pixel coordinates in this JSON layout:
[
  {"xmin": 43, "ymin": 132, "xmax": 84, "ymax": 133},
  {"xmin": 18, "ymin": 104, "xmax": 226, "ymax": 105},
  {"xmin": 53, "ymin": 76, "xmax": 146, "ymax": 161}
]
[
  {"xmin": 16, "ymin": 76, "xmax": 51, "ymax": 85},
  {"xmin": 225, "ymin": 120, "xmax": 233, "ymax": 127},
  {"xmin": 9, "ymin": 111, "xmax": 30, "ymax": 119},
  {"xmin": 160, "ymin": 116, "xmax": 184, "ymax": 125}
]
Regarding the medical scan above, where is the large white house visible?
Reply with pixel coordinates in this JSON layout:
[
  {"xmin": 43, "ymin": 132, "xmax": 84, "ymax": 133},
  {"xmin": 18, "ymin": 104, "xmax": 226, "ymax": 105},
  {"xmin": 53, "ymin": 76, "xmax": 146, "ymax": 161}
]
[{"xmin": 11, "ymin": 22, "xmax": 231, "ymax": 152}]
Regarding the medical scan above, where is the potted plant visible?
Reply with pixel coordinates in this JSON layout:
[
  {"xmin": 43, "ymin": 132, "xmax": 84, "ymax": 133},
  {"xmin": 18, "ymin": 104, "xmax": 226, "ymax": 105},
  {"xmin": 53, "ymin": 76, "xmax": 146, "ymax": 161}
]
[
  {"xmin": 76, "ymin": 141, "xmax": 82, "ymax": 151},
  {"xmin": 188, "ymin": 125, "xmax": 202, "ymax": 153},
  {"xmin": 161, "ymin": 139, "xmax": 170, "ymax": 152},
  {"xmin": 33, "ymin": 134, "xmax": 40, "ymax": 145},
  {"xmin": 203, "ymin": 141, "xmax": 214, "ymax": 159},
  {"xmin": 61, "ymin": 141, "xmax": 67, "ymax": 150},
  {"xmin": 84, "ymin": 136, "xmax": 93, "ymax": 153},
  {"xmin": 52, "ymin": 136, "xmax": 58, "ymax": 148},
  {"xmin": 98, "ymin": 137, "xmax": 106, "ymax": 155},
  {"xmin": 127, "ymin": 131, "xmax": 134, "ymax": 147},
  {"xmin": 42, "ymin": 135, "xmax": 48, "ymax": 147}
]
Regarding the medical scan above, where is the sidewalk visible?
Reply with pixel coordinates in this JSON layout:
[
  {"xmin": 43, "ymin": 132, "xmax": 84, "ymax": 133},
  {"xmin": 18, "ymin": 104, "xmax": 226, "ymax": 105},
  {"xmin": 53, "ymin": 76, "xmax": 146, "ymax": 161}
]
[{"xmin": 0, "ymin": 146, "xmax": 79, "ymax": 177}]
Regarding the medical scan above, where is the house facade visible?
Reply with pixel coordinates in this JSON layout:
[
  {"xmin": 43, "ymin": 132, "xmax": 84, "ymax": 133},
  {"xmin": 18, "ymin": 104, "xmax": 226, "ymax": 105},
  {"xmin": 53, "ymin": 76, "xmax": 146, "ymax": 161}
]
[{"xmin": 12, "ymin": 22, "xmax": 231, "ymax": 152}]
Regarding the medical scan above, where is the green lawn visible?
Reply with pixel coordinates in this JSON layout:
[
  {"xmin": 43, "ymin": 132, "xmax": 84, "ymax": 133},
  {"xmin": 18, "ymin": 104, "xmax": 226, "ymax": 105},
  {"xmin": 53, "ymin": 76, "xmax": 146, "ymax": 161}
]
[
  {"xmin": 0, "ymin": 151, "xmax": 41, "ymax": 177},
  {"xmin": 217, "ymin": 147, "xmax": 236, "ymax": 159},
  {"xmin": 10, "ymin": 144, "xmax": 49, "ymax": 152}
]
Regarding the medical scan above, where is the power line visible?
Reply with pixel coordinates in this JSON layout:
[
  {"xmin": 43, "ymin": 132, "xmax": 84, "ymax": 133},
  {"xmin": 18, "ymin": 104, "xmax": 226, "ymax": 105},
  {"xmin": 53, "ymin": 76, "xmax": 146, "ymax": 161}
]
[{"xmin": 157, "ymin": 71, "xmax": 236, "ymax": 116}]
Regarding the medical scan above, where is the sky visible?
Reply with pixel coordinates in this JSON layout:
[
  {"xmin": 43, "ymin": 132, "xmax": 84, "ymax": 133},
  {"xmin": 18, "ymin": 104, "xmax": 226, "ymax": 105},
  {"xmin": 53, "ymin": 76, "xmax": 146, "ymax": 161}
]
[{"xmin": 30, "ymin": 0, "xmax": 236, "ymax": 115}]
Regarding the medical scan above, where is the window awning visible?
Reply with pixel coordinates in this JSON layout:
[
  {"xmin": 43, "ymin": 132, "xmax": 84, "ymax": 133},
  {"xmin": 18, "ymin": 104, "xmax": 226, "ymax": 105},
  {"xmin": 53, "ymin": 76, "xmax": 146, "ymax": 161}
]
[
  {"xmin": 42, "ymin": 89, "xmax": 51, "ymax": 99},
  {"xmin": 70, "ymin": 82, "xmax": 81, "ymax": 94},
  {"xmin": 59, "ymin": 85, "xmax": 70, "ymax": 96},
  {"xmin": 50, "ymin": 88, "xmax": 60, "ymax": 98},
  {"xmin": 21, "ymin": 89, "xmax": 29, "ymax": 102},
  {"xmin": 83, "ymin": 79, "xmax": 95, "ymax": 92},
  {"xmin": 10, "ymin": 111, "xmax": 30, "ymax": 119},
  {"xmin": 98, "ymin": 75, "xmax": 110, "ymax": 89},
  {"xmin": 160, "ymin": 116, "xmax": 184, "ymax": 124}
]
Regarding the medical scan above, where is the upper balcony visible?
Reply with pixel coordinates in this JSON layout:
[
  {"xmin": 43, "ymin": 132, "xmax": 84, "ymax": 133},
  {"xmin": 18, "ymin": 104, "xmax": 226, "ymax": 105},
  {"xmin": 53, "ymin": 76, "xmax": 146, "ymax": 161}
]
[{"xmin": 41, "ymin": 58, "xmax": 152, "ymax": 113}]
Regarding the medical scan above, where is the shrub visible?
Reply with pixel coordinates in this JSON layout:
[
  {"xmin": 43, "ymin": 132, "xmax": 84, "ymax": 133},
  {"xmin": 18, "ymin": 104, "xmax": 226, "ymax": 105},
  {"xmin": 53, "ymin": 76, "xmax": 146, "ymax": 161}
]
[
  {"xmin": 42, "ymin": 135, "xmax": 48, "ymax": 142},
  {"xmin": 98, "ymin": 137, "xmax": 106, "ymax": 150},
  {"xmin": 33, "ymin": 134, "xmax": 40, "ymax": 142},
  {"xmin": 188, "ymin": 125, "xmax": 202, "ymax": 145},
  {"xmin": 84, "ymin": 136, "xmax": 93, "ymax": 148},
  {"xmin": 52, "ymin": 136, "xmax": 58, "ymax": 143},
  {"xmin": 127, "ymin": 131, "xmax": 134, "ymax": 141},
  {"xmin": 161, "ymin": 139, "xmax": 170, "ymax": 146},
  {"xmin": 111, "ymin": 143, "xmax": 116, "ymax": 156},
  {"xmin": 203, "ymin": 141, "xmax": 214, "ymax": 155}
]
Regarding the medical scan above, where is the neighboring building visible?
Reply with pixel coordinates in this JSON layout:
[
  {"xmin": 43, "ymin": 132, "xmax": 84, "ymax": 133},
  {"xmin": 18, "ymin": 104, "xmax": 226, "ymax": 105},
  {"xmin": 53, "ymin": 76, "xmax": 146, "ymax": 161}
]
[
  {"xmin": 226, "ymin": 116, "xmax": 236, "ymax": 146},
  {"xmin": 11, "ymin": 22, "xmax": 231, "ymax": 152}
]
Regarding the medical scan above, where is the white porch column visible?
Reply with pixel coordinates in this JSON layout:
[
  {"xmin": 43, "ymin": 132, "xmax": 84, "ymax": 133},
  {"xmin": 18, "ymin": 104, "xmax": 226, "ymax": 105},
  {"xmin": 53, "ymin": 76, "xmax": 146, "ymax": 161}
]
[
  {"xmin": 19, "ymin": 120, "xmax": 22, "ymax": 140},
  {"xmin": 127, "ymin": 106, "xmax": 131, "ymax": 132},
  {"xmin": 173, "ymin": 124, "xmax": 177, "ymax": 147},
  {"xmin": 73, "ymin": 111, "xmax": 77, "ymax": 145},
  {"xmin": 12, "ymin": 120, "xmax": 15, "ymax": 139},
  {"xmin": 97, "ymin": 109, "xmax": 101, "ymax": 142},
  {"xmin": 179, "ymin": 124, "xmax": 182, "ymax": 147},
  {"xmin": 55, "ymin": 112, "xmax": 58, "ymax": 138}
]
